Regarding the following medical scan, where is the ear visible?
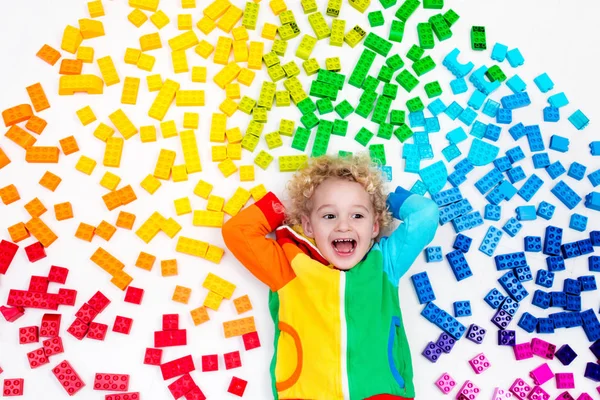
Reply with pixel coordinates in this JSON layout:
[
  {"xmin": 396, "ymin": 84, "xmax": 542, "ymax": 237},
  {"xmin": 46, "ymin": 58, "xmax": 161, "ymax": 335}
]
[
  {"xmin": 371, "ymin": 217, "xmax": 380, "ymax": 239},
  {"xmin": 301, "ymin": 214, "xmax": 314, "ymax": 238}
]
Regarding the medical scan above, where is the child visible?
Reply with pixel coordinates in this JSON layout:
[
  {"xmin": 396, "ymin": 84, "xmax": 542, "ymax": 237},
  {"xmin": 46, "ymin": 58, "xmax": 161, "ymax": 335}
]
[{"xmin": 222, "ymin": 154, "xmax": 439, "ymax": 400}]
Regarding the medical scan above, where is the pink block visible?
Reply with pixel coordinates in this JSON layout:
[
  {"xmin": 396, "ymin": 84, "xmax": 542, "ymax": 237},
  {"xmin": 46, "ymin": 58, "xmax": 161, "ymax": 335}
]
[
  {"xmin": 530, "ymin": 338, "xmax": 555, "ymax": 360},
  {"xmin": 469, "ymin": 352, "xmax": 491, "ymax": 374},
  {"xmin": 576, "ymin": 394, "xmax": 593, "ymax": 400},
  {"xmin": 530, "ymin": 363, "xmax": 554, "ymax": 385},
  {"xmin": 514, "ymin": 342, "xmax": 533, "ymax": 360},
  {"xmin": 492, "ymin": 388, "xmax": 513, "ymax": 399},
  {"xmin": 509, "ymin": 378, "xmax": 532, "ymax": 399},
  {"xmin": 527, "ymin": 386, "xmax": 549, "ymax": 400},
  {"xmin": 457, "ymin": 380, "xmax": 480, "ymax": 400},
  {"xmin": 435, "ymin": 373, "xmax": 456, "ymax": 395},
  {"xmin": 555, "ymin": 373, "xmax": 575, "ymax": 389},
  {"xmin": 556, "ymin": 391, "xmax": 575, "ymax": 400}
]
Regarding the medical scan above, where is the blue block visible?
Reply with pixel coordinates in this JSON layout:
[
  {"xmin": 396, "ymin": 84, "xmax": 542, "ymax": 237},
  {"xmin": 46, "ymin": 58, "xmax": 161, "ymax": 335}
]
[
  {"xmin": 517, "ymin": 174, "xmax": 543, "ymax": 201},
  {"xmin": 454, "ymin": 158, "xmax": 474, "ymax": 175},
  {"xmin": 515, "ymin": 265, "xmax": 533, "ymax": 282},
  {"xmin": 494, "ymin": 251, "xmax": 527, "ymax": 271},
  {"xmin": 468, "ymin": 138, "xmax": 500, "ymax": 166},
  {"xmin": 491, "ymin": 43, "xmax": 508, "ymax": 62},
  {"xmin": 484, "ymin": 124, "xmax": 501, "ymax": 141},
  {"xmin": 493, "ymin": 156, "xmax": 512, "ymax": 172},
  {"xmin": 425, "ymin": 117, "xmax": 440, "ymax": 133},
  {"xmin": 546, "ymin": 161, "xmax": 566, "ymax": 179},
  {"xmin": 496, "ymin": 108, "xmax": 512, "ymax": 124},
  {"xmin": 506, "ymin": 48, "xmax": 524, "ymax": 67},
  {"xmin": 458, "ymin": 107, "xmax": 477, "ymax": 126},
  {"xmin": 453, "ymin": 300, "xmax": 472, "ymax": 317},
  {"xmin": 442, "ymin": 48, "xmax": 475, "ymax": 78},
  {"xmin": 469, "ymin": 65, "xmax": 501, "ymax": 95},
  {"xmin": 501, "ymin": 92, "xmax": 530, "ymax": 109},
  {"xmin": 427, "ymin": 99, "xmax": 447, "ymax": 116},
  {"xmin": 402, "ymin": 143, "xmax": 418, "ymax": 159},
  {"xmin": 551, "ymin": 180, "xmax": 582, "ymax": 209},
  {"xmin": 450, "ymin": 77, "xmax": 468, "ymax": 94},
  {"xmin": 411, "ymin": 271, "xmax": 436, "ymax": 304},
  {"xmin": 533, "ymin": 73, "xmax": 554, "ymax": 93},
  {"xmin": 568, "ymin": 109, "xmax": 589, "ymax": 130},
  {"xmin": 475, "ymin": 168, "xmax": 504, "ymax": 194},
  {"xmin": 478, "ymin": 226, "xmax": 503, "ymax": 256},
  {"xmin": 482, "ymin": 99, "xmax": 500, "ymax": 117},
  {"xmin": 588, "ymin": 169, "xmax": 600, "ymax": 187},
  {"xmin": 524, "ymin": 236, "xmax": 542, "ymax": 252},
  {"xmin": 506, "ymin": 166, "xmax": 526, "ymax": 183},
  {"xmin": 468, "ymin": 90, "xmax": 486, "ymax": 110},
  {"xmin": 484, "ymin": 204, "xmax": 501, "ymax": 221},
  {"xmin": 484, "ymin": 288, "xmax": 506, "ymax": 309},
  {"xmin": 532, "ymin": 153, "xmax": 550, "ymax": 169},
  {"xmin": 453, "ymin": 233, "xmax": 472, "ymax": 253},
  {"xmin": 585, "ymin": 192, "xmax": 600, "ymax": 211},
  {"xmin": 549, "ymin": 135, "xmax": 569, "ymax": 152},
  {"xmin": 546, "ymin": 255, "xmax": 566, "ymax": 272},
  {"xmin": 404, "ymin": 158, "xmax": 420, "ymax": 173},
  {"xmin": 414, "ymin": 131, "xmax": 429, "ymax": 144},
  {"xmin": 506, "ymin": 75, "xmax": 527, "ymax": 93},
  {"xmin": 516, "ymin": 205, "xmax": 536, "ymax": 221},
  {"xmin": 500, "ymin": 297, "xmax": 519, "ymax": 316},
  {"xmin": 451, "ymin": 211, "xmax": 483, "ymax": 233},
  {"xmin": 564, "ymin": 278, "xmax": 581, "ymax": 295},
  {"xmin": 470, "ymin": 121, "xmax": 487, "ymax": 139},
  {"xmin": 445, "ymin": 250, "xmax": 473, "ymax": 281},
  {"xmin": 535, "ymin": 269, "xmax": 554, "ymax": 288},
  {"xmin": 411, "ymin": 180, "xmax": 428, "ymax": 195},
  {"xmin": 567, "ymin": 162, "xmax": 586, "ymax": 181},
  {"xmin": 577, "ymin": 239, "xmax": 594, "ymax": 255},
  {"xmin": 590, "ymin": 231, "xmax": 600, "ymax": 246},
  {"xmin": 431, "ymin": 187, "xmax": 463, "ymax": 206},
  {"xmin": 565, "ymin": 294, "xmax": 581, "ymax": 312},
  {"xmin": 508, "ymin": 122, "xmax": 526, "ymax": 140},
  {"xmin": 532, "ymin": 290, "xmax": 551, "ymax": 309},
  {"xmin": 537, "ymin": 318, "xmax": 555, "ymax": 334},
  {"xmin": 554, "ymin": 344, "xmax": 577, "ymax": 366},
  {"xmin": 444, "ymin": 101, "xmax": 463, "ymax": 120},
  {"xmin": 419, "ymin": 160, "xmax": 447, "ymax": 194},
  {"xmin": 380, "ymin": 166, "xmax": 392, "ymax": 181},
  {"xmin": 439, "ymin": 198, "xmax": 473, "ymax": 224},
  {"xmin": 448, "ymin": 171, "xmax": 466, "ymax": 187},
  {"xmin": 543, "ymin": 106, "xmax": 560, "ymax": 122},
  {"xmin": 526, "ymin": 127, "xmax": 545, "ymax": 152},
  {"xmin": 543, "ymin": 225, "xmax": 563, "ymax": 256},
  {"xmin": 550, "ymin": 292, "xmax": 567, "ymax": 307},
  {"xmin": 506, "ymin": 146, "xmax": 525, "ymax": 163},
  {"xmin": 578, "ymin": 275, "xmax": 597, "ymax": 291},
  {"xmin": 418, "ymin": 144, "xmax": 434, "ymax": 160},
  {"xmin": 408, "ymin": 111, "xmax": 425, "ymax": 127},
  {"xmin": 536, "ymin": 201, "xmax": 555, "ymax": 220},
  {"xmin": 421, "ymin": 302, "xmax": 441, "ymax": 322},
  {"xmin": 518, "ymin": 312, "xmax": 538, "ymax": 333},
  {"xmin": 581, "ymin": 309, "xmax": 600, "ymax": 341},
  {"xmin": 584, "ymin": 363, "xmax": 600, "ymax": 381},
  {"xmin": 569, "ymin": 213, "xmax": 588, "ymax": 232},
  {"xmin": 446, "ymin": 127, "xmax": 467, "ymax": 144},
  {"xmin": 561, "ymin": 241, "xmax": 581, "ymax": 260},
  {"xmin": 425, "ymin": 246, "xmax": 443, "ymax": 262},
  {"xmin": 548, "ymin": 92, "xmax": 569, "ymax": 108}
]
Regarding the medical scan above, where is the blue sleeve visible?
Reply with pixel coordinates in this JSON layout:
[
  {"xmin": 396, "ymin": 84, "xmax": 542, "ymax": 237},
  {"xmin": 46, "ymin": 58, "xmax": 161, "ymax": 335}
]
[{"xmin": 380, "ymin": 186, "xmax": 439, "ymax": 284}]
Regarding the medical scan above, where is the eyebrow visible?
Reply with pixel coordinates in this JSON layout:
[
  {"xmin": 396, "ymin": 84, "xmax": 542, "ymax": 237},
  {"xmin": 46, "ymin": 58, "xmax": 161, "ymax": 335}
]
[{"xmin": 316, "ymin": 204, "xmax": 371, "ymax": 213}]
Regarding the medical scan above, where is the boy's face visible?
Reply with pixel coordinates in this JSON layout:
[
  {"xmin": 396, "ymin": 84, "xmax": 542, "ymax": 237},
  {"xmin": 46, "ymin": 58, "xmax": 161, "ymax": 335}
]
[{"xmin": 301, "ymin": 178, "xmax": 380, "ymax": 271}]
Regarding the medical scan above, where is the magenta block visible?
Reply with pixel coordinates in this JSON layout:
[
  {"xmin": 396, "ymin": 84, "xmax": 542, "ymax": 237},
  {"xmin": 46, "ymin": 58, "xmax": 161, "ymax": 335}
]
[
  {"xmin": 492, "ymin": 388, "xmax": 513, "ymax": 399},
  {"xmin": 435, "ymin": 372, "xmax": 456, "ymax": 395},
  {"xmin": 528, "ymin": 386, "xmax": 549, "ymax": 400},
  {"xmin": 513, "ymin": 342, "xmax": 533, "ymax": 360},
  {"xmin": 469, "ymin": 352, "xmax": 491, "ymax": 374},
  {"xmin": 530, "ymin": 363, "xmax": 554, "ymax": 385},
  {"xmin": 555, "ymin": 372, "xmax": 575, "ymax": 389},
  {"xmin": 530, "ymin": 338, "xmax": 555, "ymax": 360},
  {"xmin": 457, "ymin": 380, "xmax": 480, "ymax": 400},
  {"xmin": 509, "ymin": 378, "xmax": 532, "ymax": 399},
  {"xmin": 576, "ymin": 394, "xmax": 593, "ymax": 400},
  {"xmin": 556, "ymin": 392, "xmax": 575, "ymax": 400}
]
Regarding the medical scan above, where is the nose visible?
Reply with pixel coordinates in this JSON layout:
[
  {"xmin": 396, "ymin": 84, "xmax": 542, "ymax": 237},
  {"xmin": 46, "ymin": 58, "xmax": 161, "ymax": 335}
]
[{"xmin": 335, "ymin": 217, "xmax": 351, "ymax": 232}]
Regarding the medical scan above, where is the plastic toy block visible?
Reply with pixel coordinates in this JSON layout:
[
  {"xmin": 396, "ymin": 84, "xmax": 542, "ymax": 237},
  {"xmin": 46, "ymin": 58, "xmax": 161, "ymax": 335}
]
[
  {"xmin": 93, "ymin": 373, "xmax": 130, "ymax": 392},
  {"xmin": 452, "ymin": 300, "xmax": 471, "ymax": 318},
  {"xmin": 567, "ymin": 213, "xmax": 587, "ymax": 232},
  {"xmin": 227, "ymin": 376, "xmax": 247, "ymax": 397},
  {"xmin": 506, "ymin": 74, "xmax": 527, "ymax": 93},
  {"xmin": 3, "ymin": 378, "xmax": 24, "ymax": 396},
  {"xmin": 223, "ymin": 316, "xmax": 256, "ymax": 339},
  {"xmin": 411, "ymin": 272, "xmax": 436, "ymax": 304},
  {"xmin": 424, "ymin": 246, "xmax": 442, "ymax": 263},
  {"xmin": 434, "ymin": 332, "xmax": 456, "ymax": 354},
  {"xmin": 567, "ymin": 109, "xmax": 590, "ymax": 130},
  {"xmin": 445, "ymin": 250, "xmax": 472, "ymax": 281},
  {"xmin": 160, "ymin": 355, "xmax": 195, "ymax": 381},
  {"xmin": 19, "ymin": 326, "xmax": 39, "ymax": 344},
  {"xmin": 497, "ymin": 329, "xmax": 516, "ymax": 346},
  {"xmin": 466, "ymin": 324, "xmax": 486, "ymax": 344},
  {"xmin": 478, "ymin": 226, "xmax": 502, "ymax": 256},
  {"xmin": 453, "ymin": 234, "xmax": 472, "ymax": 253},
  {"xmin": 469, "ymin": 353, "xmax": 490, "ymax": 374},
  {"xmin": 543, "ymin": 106, "xmax": 560, "ymax": 122},
  {"xmin": 111, "ymin": 316, "xmax": 132, "ymax": 335},
  {"xmin": 500, "ymin": 217, "xmax": 521, "ymax": 237},
  {"xmin": 499, "ymin": 270, "xmax": 529, "ymax": 302},
  {"xmin": 578, "ymin": 275, "xmax": 596, "ymax": 291},
  {"xmin": 422, "ymin": 342, "xmax": 443, "ymax": 363},
  {"xmin": 39, "ymin": 313, "xmax": 61, "ymax": 337},
  {"xmin": 551, "ymin": 180, "xmax": 582, "ymax": 209},
  {"xmin": 530, "ymin": 363, "xmax": 554, "ymax": 386},
  {"xmin": 201, "ymin": 354, "xmax": 219, "ymax": 372}
]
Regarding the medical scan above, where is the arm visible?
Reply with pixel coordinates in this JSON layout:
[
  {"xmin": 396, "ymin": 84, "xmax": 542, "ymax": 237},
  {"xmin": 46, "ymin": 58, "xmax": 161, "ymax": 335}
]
[
  {"xmin": 379, "ymin": 186, "xmax": 439, "ymax": 283},
  {"xmin": 222, "ymin": 191, "xmax": 295, "ymax": 292}
]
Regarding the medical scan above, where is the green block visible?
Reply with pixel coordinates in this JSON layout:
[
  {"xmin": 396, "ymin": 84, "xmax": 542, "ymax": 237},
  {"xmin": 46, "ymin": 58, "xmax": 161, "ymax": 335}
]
[
  {"xmin": 485, "ymin": 65, "xmax": 506, "ymax": 82},
  {"xmin": 429, "ymin": 14, "xmax": 452, "ymax": 41},
  {"xmin": 377, "ymin": 123, "xmax": 394, "ymax": 139},
  {"xmin": 471, "ymin": 26, "xmax": 486, "ymax": 51},
  {"xmin": 424, "ymin": 81, "xmax": 442, "ymax": 98},
  {"xmin": 317, "ymin": 69, "xmax": 345, "ymax": 90},
  {"xmin": 379, "ymin": 0, "xmax": 397, "ymax": 8},
  {"xmin": 297, "ymin": 97, "xmax": 317, "ymax": 115},
  {"xmin": 300, "ymin": 112, "xmax": 319, "ymax": 129},
  {"xmin": 354, "ymin": 127, "xmax": 374, "ymax": 146},
  {"xmin": 311, "ymin": 130, "xmax": 331, "ymax": 157},
  {"xmin": 390, "ymin": 110, "xmax": 405, "ymax": 125},
  {"xmin": 395, "ymin": 0, "xmax": 420, "ymax": 21},
  {"xmin": 364, "ymin": 32, "xmax": 393, "ymax": 57},
  {"xmin": 348, "ymin": 49, "xmax": 376, "ymax": 88},
  {"xmin": 362, "ymin": 75, "xmax": 380, "ymax": 92},
  {"xmin": 393, "ymin": 123, "xmax": 413, "ymax": 142},
  {"xmin": 368, "ymin": 11, "xmax": 385, "ymax": 27},
  {"xmin": 291, "ymin": 126, "xmax": 311, "ymax": 151},
  {"xmin": 335, "ymin": 100, "xmax": 355, "ymax": 118},
  {"xmin": 371, "ymin": 95, "xmax": 393, "ymax": 124},
  {"xmin": 386, "ymin": 54, "xmax": 405, "ymax": 71},
  {"xmin": 309, "ymin": 80, "xmax": 338, "ymax": 100},
  {"xmin": 382, "ymin": 82, "xmax": 398, "ymax": 99},
  {"xmin": 423, "ymin": 0, "xmax": 443, "ymax": 9},
  {"xmin": 338, "ymin": 150, "xmax": 353, "ymax": 157},
  {"xmin": 406, "ymin": 44, "xmax": 424, "ymax": 62},
  {"xmin": 395, "ymin": 69, "xmax": 419, "ymax": 92},
  {"xmin": 359, "ymin": 90, "xmax": 378, "ymax": 105},
  {"xmin": 369, "ymin": 144, "xmax": 386, "ymax": 165},
  {"xmin": 355, "ymin": 101, "xmax": 374, "ymax": 119},
  {"xmin": 443, "ymin": 9, "xmax": 460, "ymax": 27},
  {"xmin": 316, "ymin": 98, "xmax": 334, "ymax": 114},
  {"xmin": 412, "ymin": 55, "xmax": 436, "ymax": 76},
  {"xmin": 417, "ymin": 22, "xmax": 434, "ymax": 50},
  {"xmin": 377, "ymin": 65, "xmax": 394, "ymax": 83},
  {"xmin": 389, "ymin": 20, "xmax": 405, "ymax": 42},
  {"xmin": 406, "ymin": 96, "xmax": 424, "ymax": 112},
  {"xmin": 332, "ymin": 119, "xmax": 348, "ymax": 136}
]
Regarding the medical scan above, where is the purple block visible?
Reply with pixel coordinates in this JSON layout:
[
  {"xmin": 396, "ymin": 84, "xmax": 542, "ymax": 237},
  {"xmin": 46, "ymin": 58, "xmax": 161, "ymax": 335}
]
[
  {"xmin": 435, "ymin": 332, "xmax": 456, "ymax": 354},
  {"xmin": 466, "ymin": 323, "xmax": 486, "ymax": 344},
  {"xmin": 584, "ymin": 362, "xmax": 600, "ymax": 382},
  {"xmin": 590, "ymin": 339, "xmax": 600, "ymax": 359},
  {"xmin": 498, "ymin": 329, "xmax": 516, "ymax": 346},
  {"xmin": 422, "ymin": 341, "xmax": 443, "ymax": 363},
  {"xmin": 491, "ymin": 309, "xmax": 513, "ymax": 329},
  {"xmin": 555, "ymin": 344, "xmax": 577, "ymax": 366}
]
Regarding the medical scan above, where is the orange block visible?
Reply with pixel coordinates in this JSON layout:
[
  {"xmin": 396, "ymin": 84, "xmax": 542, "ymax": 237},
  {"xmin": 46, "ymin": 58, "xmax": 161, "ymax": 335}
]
[
  {"xmin": 25, "ymin": 146, "xmax": 60, "ymax": 163},
  {"xmin": 5, "ymin": 125, "xmax": 37, "ymax": 149},
  {"xmin": 95, "ymin": 220, "xmax": 116, "ymax": 241},
  {"xmin": 2, "ymin": 104, "xmax": 33, "ymax": 127},
  {"xmin": 24, "ymin": 217, "xmax": 58, "ymax": 248},
  {"xmin": 26, "ymin": 83, "xmax": 50, "ymax": 112},
  {"xmin": 110, "ymin": 270, "xmax": 133, "ymax": 290},
  {"xmin": 190, "ymin": 306, "xmax": 210, "ymax": 326},
  {"xmin": 0, "ymin": 147, "xmax": 10, "ymax": 170},
  {"xmin": 102, "ymin": 191, "xmax": 121, "ymax": 211},
  {"xmin": 8, "ymin": 222, "xmax": 30, "ymax": 243},
  {"xmin": 233, "ymin": 295, "xmax": 253, "ymax": 314},
  {"xmin": 223, "ymin": 316, "xmax": 256, "ymax": 338},
  {"xmin": 24, "ymin": 116, "xmax": 47, "ymax": 134},
  {"xmin": 39, "ymin": 171, "xmax": 62, "ymax": 191},
  {"xmin": 75, "ymin": 222, "xmax": 95, "ymax": 241},
  {"xmin": 0, "ymin": 184, "xmax": 20, "ymax": 205},
  {"xmin": 59, "ymin": 59, "xmax": 83, "ymax": 75},
  {"xmin": 161, "ymin": 259, "xmax": 178, "ymax": 276},
  {"xmin": 24, "ymin": 197, "xmax": 47, "ymax": 218},
  {"xmin": 54, "ymin": 202, "xmax": 73, "ymax": 221},
  {"xmin": 116, "ymin": 211, "xmax": 136, "ymax": 229},
  {"xmin": 36, "ymin": 44, "xmax": 61, "ymax": 65},
  {"xmin": 135, "ymin": 251, "xmax": 156, "ymax": 271},
  {"xmin": 90, "ymin": 247, "xmax": 125, "ymax": 275},
  {"xmin": 116, "ymin": 185, "xmax": 137, "ymax": 205},
  {"xmin": 58, "ymin": 135, "xmax": 79, "ymax": 155}
]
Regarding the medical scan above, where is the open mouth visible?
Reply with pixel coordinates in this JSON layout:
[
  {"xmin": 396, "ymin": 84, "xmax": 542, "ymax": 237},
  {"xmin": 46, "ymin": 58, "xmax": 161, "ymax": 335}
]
[{"xmin": 331, "ymin": 238, "xmax": 357, "ymax": 256}]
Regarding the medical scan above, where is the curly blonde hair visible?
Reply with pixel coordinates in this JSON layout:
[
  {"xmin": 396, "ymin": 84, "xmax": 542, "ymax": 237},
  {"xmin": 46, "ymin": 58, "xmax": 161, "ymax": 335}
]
[{"xmin": 284, "ymin": 153, "xmax": 393, "ymax": 236}]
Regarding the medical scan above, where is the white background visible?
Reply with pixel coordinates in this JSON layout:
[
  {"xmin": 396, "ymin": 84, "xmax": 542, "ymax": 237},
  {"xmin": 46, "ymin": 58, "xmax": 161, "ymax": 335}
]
[{"xmin": 0, "ymin": 0, "xmax": 600, "ymax": 399}]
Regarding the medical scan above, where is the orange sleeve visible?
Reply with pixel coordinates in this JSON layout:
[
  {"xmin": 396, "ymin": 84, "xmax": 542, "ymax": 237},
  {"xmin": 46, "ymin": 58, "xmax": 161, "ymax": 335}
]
[{"xmin": 222, "ymin": 192, "xmax": 295, "ymax": 292}]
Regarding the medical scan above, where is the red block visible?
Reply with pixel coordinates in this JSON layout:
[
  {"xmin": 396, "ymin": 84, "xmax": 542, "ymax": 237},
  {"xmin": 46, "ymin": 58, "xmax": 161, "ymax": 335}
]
[
  {"xmin": 28, "ymin": 276, "xmax": 49, "ymax": 293},
  {"xmin": 0, "ymin": 240, "xmax": 19, "ymax": 274},
  {"xmin": 227, "ymin": 377, "xmax": 247, "ymax": 397},
  {"xmin": 1, "ymin": 305, "xmax": 25, "ymax": 322},
  {"xmin": 184, "ymin": 386, "xmax": 206, "ymax": 400},
  {"xmin": 40, "ymin": 313, "xmax": 61, "ymax": 337},
  {"xmin": 242, "ymin": 331, "xmax": 261, "ymax": 351},
  {"xmin": 160, "ymin": 355, "xmax": 195, "ymax": 380},
  {"xmin": 88, "ymin": 291, "xmax": 110, "ymax": 313},
  {"xmin": 124, "ymin": 286, "xmax": 144, "ymax": 305},
  {"xmin": 48, "ymin": 265, "xmax": 69, "ymax": 284},
  {"xmin": 2, "ymin": 378, "xmax": 24, "ymax": 396},
  {"xmin": 144, "ymin": 348, "xmax": 162, "ymax": 366},
  {"xmin": 67, "ymin": 318, "xmax": 88, "ymax": 340},
  {"xmin": 106, "ymin": 392, "xmax": 140, "ymax": 400},
  {"xmin": 162, "ymin": 314, "xmax": 179, "ymax": 331},
  {"xmin": 52, "ymin": 360, "xmax": 85, "ymax": 396},
  {"xmin": 201, "ymin": 355, "xmax": 218, "ymax": 372},
  {"xmin": 93, "ymin": 373, "xmax": 129, "ymax": 391},
  {"xmin": 87, "ymin": 322, "xmax": 108, "ymax": 341},
  {"xmin": 167, "ymin": 373, "xmax": 196, "ymax": 399},
  {"xmin": 113, "ymin": 316, "xmax": 133, "ymax": 334},
  {"xmin": 19, "ymin": 326, "xmax": 39, "ymax": 344},
  {"xmin": 42, "ymin": 337, "xmax": 64, "ymax": 357},
  {"xmin": 57, "ymin": 288, "xmax": 77, "ymax": 306},
  {"xmin": 75, "ymin": 303, "xmax": 98, "ymax": 324},
  {"xmin": 7, "ymin": 290, "xmax": 58, "ymax": 310},
  {"xmin": 24, "ymin": 241, "xmax": 46, "ymax": 262},
  {"xmin": 224, "ymin": 351, "xmax": 242, "ymax": 370},
  {"xmin": 26, "ymin": 348, "xmax": 49, "ymax": 369},
  {"xmin": 154, "ymin": 329, "xmax": 187, "ymax": 348}
]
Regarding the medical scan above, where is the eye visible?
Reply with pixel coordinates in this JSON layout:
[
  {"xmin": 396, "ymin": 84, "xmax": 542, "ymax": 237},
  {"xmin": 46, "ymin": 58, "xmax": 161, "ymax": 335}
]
[
  {"xmin": 352, "ymin": 214, "xmax": 364, "ymax": 219},
  {"xmin": 322, "ymin": 214, "xmax": 335, "ymax": 220}
]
